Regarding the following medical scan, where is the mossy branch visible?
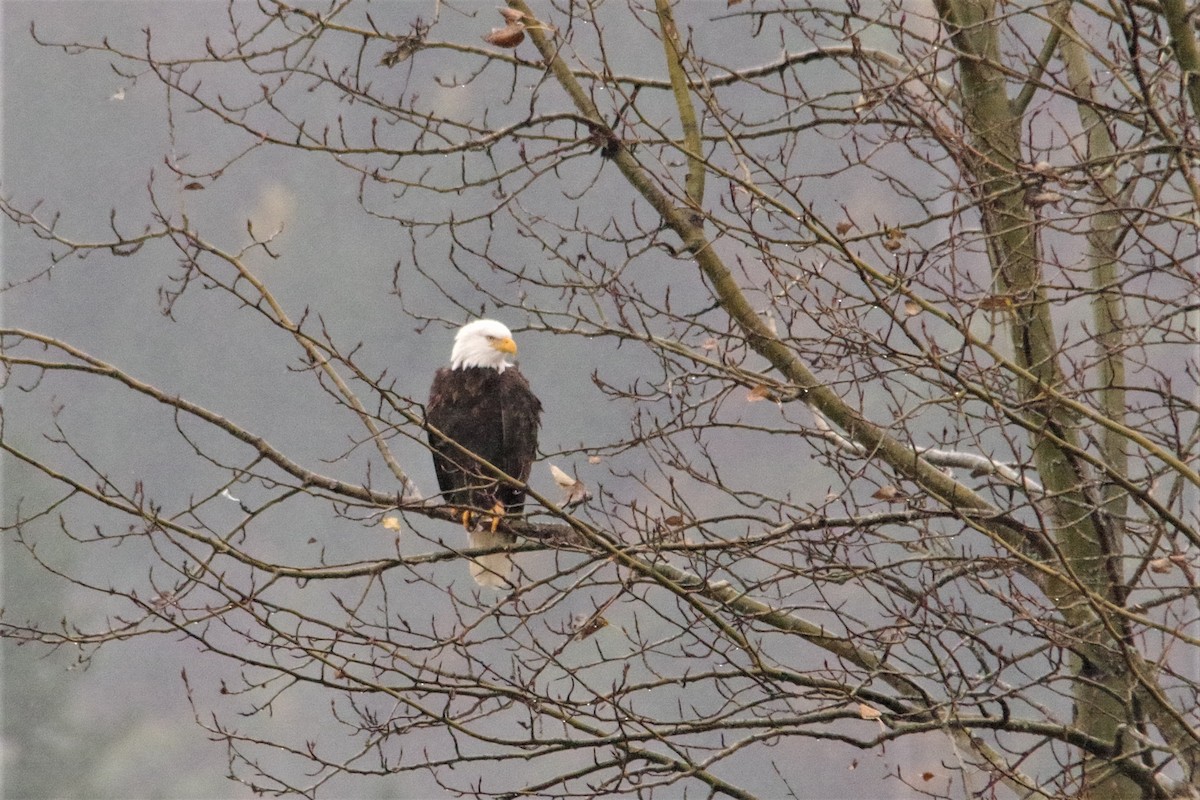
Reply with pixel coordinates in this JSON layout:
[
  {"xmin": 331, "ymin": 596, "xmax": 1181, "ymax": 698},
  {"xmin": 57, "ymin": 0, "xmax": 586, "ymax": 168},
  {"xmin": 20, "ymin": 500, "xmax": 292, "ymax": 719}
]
[
  {"xmin": 1161, "ymin": 0, "xmax": 1200, "ymax": 123},
  {"xmin": 1060, "ymin": 17, "xmax": 1129, "ymax": 522},
  {"xmin": 654, "ymin": 0, "xmax": 705, "ymax": 213}
]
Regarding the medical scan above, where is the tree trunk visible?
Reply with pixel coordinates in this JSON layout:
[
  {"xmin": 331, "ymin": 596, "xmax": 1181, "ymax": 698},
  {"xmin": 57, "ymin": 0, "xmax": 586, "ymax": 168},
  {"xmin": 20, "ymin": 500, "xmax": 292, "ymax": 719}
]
[{"xmin": 936, "ymin": 1, "xmax": 1142, "ymax": 796}]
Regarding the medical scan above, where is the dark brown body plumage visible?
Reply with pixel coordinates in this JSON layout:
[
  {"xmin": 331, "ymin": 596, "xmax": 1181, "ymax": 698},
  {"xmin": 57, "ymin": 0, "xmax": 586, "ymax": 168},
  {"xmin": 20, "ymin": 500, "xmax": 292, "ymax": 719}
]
[{"xmin": 426, "ymin": 366, "xmax": 542, "ymax": 518}]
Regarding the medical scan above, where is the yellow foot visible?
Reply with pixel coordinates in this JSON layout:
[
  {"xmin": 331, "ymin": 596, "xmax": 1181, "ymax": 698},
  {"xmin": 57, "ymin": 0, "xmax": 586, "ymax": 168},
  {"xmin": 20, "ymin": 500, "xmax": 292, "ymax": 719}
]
[{"xmin": 458, "ymin": 505, "xmax": 506, "ymax": 532}]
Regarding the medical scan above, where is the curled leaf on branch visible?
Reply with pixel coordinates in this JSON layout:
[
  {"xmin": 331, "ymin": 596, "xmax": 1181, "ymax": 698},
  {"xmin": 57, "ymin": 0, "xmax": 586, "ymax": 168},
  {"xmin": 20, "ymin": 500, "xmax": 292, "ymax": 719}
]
[
  {"xmin": 483, "ymin": 7, "xmax": 552, "ymax": 49},
  {"xmin": 1025, "ymin": 188, "xmax": 1064, "ymax": 208},
  {"xmin": 746, "ymin": 384, "xmax": 772, "ymax": 403},
  {"xmin": 976, "ymin": 295, "xmax": 1015, "ymax": 311},
  {"xmin": 871, "ymin": 485, "xmax": 904, "ymax": 502},
  {"xmin": 380, "ymin": 38, "xmax": 422, "ymax": 66},
  {"xmin": 484, "ymin": 22, "xmax": 525, "ymax": 48},
  {"xmin": 549, "ymin": 463, "xmax": 592, "ymax": 507},
  {"xmin": 571, "ymin": 611, "xmax": 610, "ymax": 641},
  {"xmin": 858, "ymin": 703, "xmax": 882, "ymax": 720}
]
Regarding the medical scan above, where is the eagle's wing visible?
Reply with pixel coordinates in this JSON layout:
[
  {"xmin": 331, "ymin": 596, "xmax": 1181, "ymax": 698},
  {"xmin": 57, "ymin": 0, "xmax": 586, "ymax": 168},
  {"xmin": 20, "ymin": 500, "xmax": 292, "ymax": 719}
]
[{"xmin": 498, "ymin": 368, "xmax": 542, "ymax": 509}]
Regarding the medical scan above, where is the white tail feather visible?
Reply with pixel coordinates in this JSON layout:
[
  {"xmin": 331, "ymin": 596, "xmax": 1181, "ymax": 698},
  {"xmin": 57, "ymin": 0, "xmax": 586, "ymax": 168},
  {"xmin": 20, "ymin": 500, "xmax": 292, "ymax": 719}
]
[{"xmin": 468, "ymin": 529, "xmax": 513, "ymax": 588}]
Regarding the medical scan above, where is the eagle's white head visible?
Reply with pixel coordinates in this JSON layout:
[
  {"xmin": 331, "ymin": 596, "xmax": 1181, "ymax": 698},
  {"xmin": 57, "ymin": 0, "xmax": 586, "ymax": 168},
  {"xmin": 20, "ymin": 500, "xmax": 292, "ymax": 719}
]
[{"xmin": 450, "ymin": 319, "xmax": 518, "ymax": 372}]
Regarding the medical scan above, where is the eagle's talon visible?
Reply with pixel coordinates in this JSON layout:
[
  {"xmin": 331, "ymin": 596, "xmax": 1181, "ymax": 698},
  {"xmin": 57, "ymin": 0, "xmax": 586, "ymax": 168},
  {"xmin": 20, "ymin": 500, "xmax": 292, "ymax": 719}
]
[{"xmin": 489, "ymin": 501, "xmax": 506, "ymax": 533}]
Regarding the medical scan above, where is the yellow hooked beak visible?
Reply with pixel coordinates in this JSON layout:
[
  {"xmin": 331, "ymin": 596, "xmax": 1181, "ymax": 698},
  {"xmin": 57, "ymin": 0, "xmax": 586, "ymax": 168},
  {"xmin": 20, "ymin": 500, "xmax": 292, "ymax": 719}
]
[{"xmin": 492, "ymin": 337, "xmax": 518, "ymax": 355}]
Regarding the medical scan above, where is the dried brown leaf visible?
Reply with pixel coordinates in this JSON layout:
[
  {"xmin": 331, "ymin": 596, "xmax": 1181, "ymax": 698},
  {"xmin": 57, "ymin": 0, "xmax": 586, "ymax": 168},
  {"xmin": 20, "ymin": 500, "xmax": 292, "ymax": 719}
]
[
  {"xmin": 858, "ymin": 703, "xmax": 882, "ymax": 720},
  {"xmin": 977, "ymin": 295, "xmax": 1014, "ymax": 311},
  {"xmin": 381, "ymin": 516, "xmax": 403, "ymax": 532},
  {"xmin": 1030, "ymin": 160, "xmax": 1056, "ymax": 177},
  {"xmin": 549, "ymin": 463, "xmax": 576, "ymax": 488},
  {"xmin": 572, "ymin": 612, "xmax": 610, "ymax": 640},
  {"xmin": 497, "ymin": 7, "xmax": 527, "ymax": 22},
  {"xmin": 484, "ymin": 24, "xmax": 525, "ymax": 47},
  {"xmin": 746, "ymin": 384, "xmax": 771, "ymax": 403},
  {"xmin": 1149, "ymin": 557, "xmax": 1174, "ymax": 574},
  {"xmin": 183, "ymin": 182, "xmax": 205, "ymax": 191},
  {"xmin": 550, "ymin": 464, "xmax": 590, "ymax": 506},
  {"xmin": 903, "ymin": 299, "xmax": 921, "ymax": 317},
  {"xmin": 871, "ymin": 485, "xmax": 902, "ymax": 502},
  {"xmin": 379, "ymin": 34, "xmax": 424, "ymax": 67},
  {"xmin": 564, "ymin": 479, "xmax": 591, "ymax": 507},
  {"xmin": 1026, "ymin": 189, "xmax": 1064, "ymax": 207},
  {"xmin": 835, "ymin": 220, "xmax": 853, "ymax": 235}
]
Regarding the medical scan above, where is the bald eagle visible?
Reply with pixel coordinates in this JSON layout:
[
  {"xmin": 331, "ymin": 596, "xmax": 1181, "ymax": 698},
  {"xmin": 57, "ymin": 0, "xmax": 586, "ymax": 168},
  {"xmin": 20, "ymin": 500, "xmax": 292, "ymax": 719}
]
[{"xmin": 426, "ymin": 319, "xmax": 541, "ymax": 587}]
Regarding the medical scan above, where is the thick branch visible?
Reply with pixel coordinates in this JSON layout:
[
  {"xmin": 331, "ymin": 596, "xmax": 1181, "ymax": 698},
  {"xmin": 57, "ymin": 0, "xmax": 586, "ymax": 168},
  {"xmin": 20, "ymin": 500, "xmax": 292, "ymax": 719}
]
[
  {"xmin": 1160, "ymin": 0, "xmax": 1200, "ymax": 123},
  {"xmin": 1060, "ymin": 17, "xmax": 1130, "ymax": 524},
  {"xmin": 654, "ymin": 0, "xmax": 705, "ymax": 212}
]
